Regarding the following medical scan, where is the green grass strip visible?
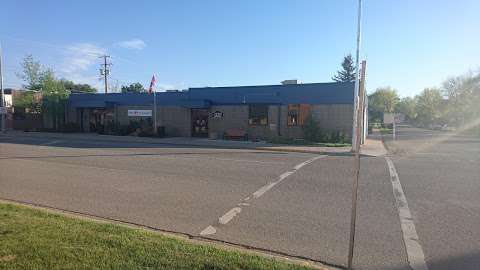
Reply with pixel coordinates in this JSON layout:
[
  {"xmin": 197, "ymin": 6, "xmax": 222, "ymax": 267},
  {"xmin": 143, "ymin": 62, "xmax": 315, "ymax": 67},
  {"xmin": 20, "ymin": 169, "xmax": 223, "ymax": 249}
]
[{"xmin": 0, "ymin": 203, "xmax": 315, "ymax": 270}]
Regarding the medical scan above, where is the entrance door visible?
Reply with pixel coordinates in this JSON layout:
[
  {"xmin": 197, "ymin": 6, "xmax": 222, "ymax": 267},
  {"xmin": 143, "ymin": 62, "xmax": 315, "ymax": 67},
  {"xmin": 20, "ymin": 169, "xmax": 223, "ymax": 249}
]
[{"xmin": 191, "ymin": 109, "xmax": 209, "ymax": 137}]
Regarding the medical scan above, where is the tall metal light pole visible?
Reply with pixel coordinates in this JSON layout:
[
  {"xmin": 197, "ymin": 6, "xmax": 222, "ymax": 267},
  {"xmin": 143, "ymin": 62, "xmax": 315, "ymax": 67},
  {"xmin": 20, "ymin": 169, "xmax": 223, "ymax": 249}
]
[
  {"xmin": 351, "ymin": 0, "xmax": 362, "ymax": 151},
  {"xmin": 348, "ymin": 0, "xmax": 363, "ymax": 269},
  {"xmin": 0, "ymin": 42, "xmax": 5, "ymax": 133}
]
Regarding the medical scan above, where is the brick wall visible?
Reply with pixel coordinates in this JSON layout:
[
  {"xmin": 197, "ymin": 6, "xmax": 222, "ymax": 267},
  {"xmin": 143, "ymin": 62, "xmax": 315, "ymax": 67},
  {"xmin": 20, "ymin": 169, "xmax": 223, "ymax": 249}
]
[
  {"xmin": 311, "ymin": 104, "xmax": 353, "ymax": 139},
  {"xmin": 158, "ymin": 106, "xmax": 191, "ymax": 137},
  {"xmin": 116, "ymin": 105, "xmax": 191, "ymax": 137},
  {"xmin": 70, "ymin": 103, "xmax": 353, "ymax": 139},
  {"xmin": 208, "ymin": 105, "xmax": 248, "ymax": 138}
]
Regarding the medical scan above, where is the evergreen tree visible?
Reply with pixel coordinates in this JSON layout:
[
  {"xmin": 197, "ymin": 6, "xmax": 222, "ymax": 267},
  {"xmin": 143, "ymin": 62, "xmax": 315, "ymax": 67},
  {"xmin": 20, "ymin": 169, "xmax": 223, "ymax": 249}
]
[{"xmin": 332, "ymin": 54, "xmax": 356, "ymax": 82}]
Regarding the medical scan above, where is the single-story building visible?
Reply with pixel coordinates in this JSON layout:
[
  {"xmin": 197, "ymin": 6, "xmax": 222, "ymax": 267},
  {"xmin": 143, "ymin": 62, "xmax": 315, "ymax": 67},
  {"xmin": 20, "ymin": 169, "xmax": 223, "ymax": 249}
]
[{"xmin": 66, "ymin": 81, "xmax": 366, "ymax": 141}]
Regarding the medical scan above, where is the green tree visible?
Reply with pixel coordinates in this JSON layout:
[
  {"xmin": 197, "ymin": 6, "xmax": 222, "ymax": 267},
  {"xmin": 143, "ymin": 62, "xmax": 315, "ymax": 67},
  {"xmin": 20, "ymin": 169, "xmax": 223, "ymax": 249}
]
[
  {"xmin": 332, "ymin": 54, "xmax": 356, "ymax": 82},
  {"xmin": 368, "ymin": 87, "xmax": 400, "ymax": 122},
  {"xmin": 12, "ymin": 91, "xmax": 42, "ymax": 114},
  {"xmin": 396, "ymin": 97, "xmax": 416, "ymax": 122},
  {"xmin": 42, "ymin": 72, "xmax": 69, "ymax": 130},
  {"xmin": 61, "ymin": 80, "xmax": 97, "ymax": 93},
  {"xmin": 442, "ymin": 71, "xmax": 480, "ymax": 127},
  {"xmin": 121, "ymin": 82, "xmax": 145, "ymax": 93},
  {"xmin": 415, "ymin": 88, "xmax": 444, "ymax": 127},
  {"xmin": 16, "ymin": 55, "xmax": 49, "ymax": 90}
]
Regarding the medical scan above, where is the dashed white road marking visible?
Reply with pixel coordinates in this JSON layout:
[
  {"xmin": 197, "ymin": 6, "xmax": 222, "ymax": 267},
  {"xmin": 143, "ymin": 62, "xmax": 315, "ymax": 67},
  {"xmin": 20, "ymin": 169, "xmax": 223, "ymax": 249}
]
[
  {"xmin": 199, "ymin": 155, "xmax": 326, "ymax": 236},
  {"xmin": 41, "ymin": 140, "xmax": 62, "ymax": 146},
  {"xmin": 199, "ymin": 225, "xmax": 216, "ymax": 236},
  {"xmin": 218, "ymin": 207, "xmax": 242, "ymax": 225},
  {"xmin": 385, "ymin": 156, "xmax": 429, "ymax": 270}
]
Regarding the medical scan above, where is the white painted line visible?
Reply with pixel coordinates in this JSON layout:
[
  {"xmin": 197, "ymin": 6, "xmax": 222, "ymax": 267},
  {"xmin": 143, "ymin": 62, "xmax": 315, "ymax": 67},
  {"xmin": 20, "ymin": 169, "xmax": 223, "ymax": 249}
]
[
  {"xmin": 41, "ymin": 140, "xmax": 62, "ymax": 146},
  {"xmin": 385, "ymin": 157, "xmax": 429, "ymax": 270},
  {"xmin": 199, "ymin": 225, "xmax": 217, "ymax": 236},
  {"xmin": 199, "ymin": 155, "xmax": 326, "ymax": 236},
  {"xmin": 252, "ymin": 155, "xmax": 325, "ymax": 199},
  {"xmin": 252, "ymin": 182, "xmax": 277, "ymax": 199},
  {"xmin": 218, "ymin": 207, "xmax": 241, "ymax": 225}
]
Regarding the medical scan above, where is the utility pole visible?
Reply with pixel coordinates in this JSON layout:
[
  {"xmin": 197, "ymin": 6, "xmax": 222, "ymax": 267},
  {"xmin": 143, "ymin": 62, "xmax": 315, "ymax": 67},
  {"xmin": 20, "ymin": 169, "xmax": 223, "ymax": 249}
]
[
  {"xmin": 99, "ymin": 55, "xmax": 111, "ymax": 94},
  {"xmin": 0, "ymin": 43, "xmax": 5, "ymax": 133},
  {"xmin": 347, "ymin": 60, "xmax": 367, "ymax": 270}
]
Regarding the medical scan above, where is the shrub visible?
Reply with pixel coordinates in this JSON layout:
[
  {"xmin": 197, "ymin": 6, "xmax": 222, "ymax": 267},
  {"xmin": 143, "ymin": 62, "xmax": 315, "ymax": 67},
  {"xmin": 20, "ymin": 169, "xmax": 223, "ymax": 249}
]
[
  {"xmin": 59, "ymin": 122, "xmax": 80, "ymax": 133},
  {"xmin": 302, "ymin": 113, "xmax": 321, "ymax": 142},
  {"xmin": 116, "ymin": 125, "xmax": 131, "ymax": 136},
  {"xmin": 302, "ymin": 113, "xmax": 349, "ymax": 144}
]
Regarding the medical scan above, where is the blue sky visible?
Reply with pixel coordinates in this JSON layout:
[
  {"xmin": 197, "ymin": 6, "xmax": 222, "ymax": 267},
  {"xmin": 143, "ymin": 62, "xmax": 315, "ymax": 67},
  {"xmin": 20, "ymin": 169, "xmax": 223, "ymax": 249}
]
[{"xmin": 2, "ymin": 0, "xmax": 479, "ymax": 97}]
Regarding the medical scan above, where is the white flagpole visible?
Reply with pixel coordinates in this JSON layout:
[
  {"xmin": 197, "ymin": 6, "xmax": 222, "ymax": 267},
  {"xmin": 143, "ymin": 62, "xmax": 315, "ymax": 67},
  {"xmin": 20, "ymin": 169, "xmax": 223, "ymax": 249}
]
[
  {"xmin": 153, "ymin": 84, "xmax": 157, "ymax": 135},
  {"xmin": 0, "ymin": 43, "xmax": 5, "ymax": 133}
]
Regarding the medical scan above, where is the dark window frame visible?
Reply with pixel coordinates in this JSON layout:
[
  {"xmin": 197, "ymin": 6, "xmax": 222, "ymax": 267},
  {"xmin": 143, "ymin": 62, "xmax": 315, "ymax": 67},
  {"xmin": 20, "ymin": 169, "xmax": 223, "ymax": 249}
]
[
  {"xmin": 287, "ymin": 104, "xmax": 300, "ymax": 126},
  {"xmin": 248, "ymin": 105, "xmax": 269, "ymax": 126},
  {"xmin": 287, "ymin": 104, "xmax": 311, "ymax": 127}
]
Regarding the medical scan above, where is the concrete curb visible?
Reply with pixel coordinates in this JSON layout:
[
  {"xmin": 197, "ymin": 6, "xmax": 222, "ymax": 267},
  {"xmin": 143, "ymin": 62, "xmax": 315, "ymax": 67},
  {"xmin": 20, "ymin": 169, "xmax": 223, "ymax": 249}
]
[
  {"xmin": 0, "ymin": 198, "xmax": 337, "ymax": 270},
  {"xmin": 0, "ymin": 131, "xmax": 354, "ymax": 156}
]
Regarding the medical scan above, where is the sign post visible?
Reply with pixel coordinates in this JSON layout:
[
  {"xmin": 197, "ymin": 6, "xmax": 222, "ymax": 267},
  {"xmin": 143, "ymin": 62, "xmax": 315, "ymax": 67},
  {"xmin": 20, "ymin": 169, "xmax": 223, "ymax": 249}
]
[
  {"xmin": 383, "ymin": 113, "xmax": 396, "ymax": 140},
  {"xmin": 393, "ymin": 117, "xmax": 396, "ymax": 140}
]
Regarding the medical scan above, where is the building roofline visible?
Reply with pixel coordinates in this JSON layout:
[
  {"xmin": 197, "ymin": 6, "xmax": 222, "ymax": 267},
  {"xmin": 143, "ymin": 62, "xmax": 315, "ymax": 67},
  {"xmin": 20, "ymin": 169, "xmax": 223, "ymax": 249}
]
[{"xmin": 189, "ymin": 81, "xmax": 353, "ymax": 90}]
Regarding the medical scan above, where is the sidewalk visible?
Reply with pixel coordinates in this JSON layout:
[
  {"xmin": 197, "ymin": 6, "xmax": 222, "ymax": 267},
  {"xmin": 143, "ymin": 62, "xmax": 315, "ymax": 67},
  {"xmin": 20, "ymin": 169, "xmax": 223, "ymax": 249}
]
[
  {"xmin": 0, "ymin": 130, "xmax": 385, "ymax": 156},
  {"xmin": 360, "ymin": 137, "xmax": 387, "ymax": 157}
]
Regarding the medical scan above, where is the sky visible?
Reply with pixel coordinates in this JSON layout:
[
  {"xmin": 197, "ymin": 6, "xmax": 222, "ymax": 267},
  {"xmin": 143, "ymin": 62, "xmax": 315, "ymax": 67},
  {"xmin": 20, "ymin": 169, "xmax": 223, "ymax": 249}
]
[{"xmin": 1, "ymin": 0, "xmax": 479, "ymax": 97}]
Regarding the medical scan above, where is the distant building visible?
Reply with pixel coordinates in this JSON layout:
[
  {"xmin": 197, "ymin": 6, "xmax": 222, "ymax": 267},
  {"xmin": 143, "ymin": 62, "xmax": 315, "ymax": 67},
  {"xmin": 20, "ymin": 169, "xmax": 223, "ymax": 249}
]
[
  {"xmin": 67, "ymin": 81, "xmax": 366, "ymax": 140},
  {"xmin": 2, "ymin": 88, "xmax": 14, "ymax": 107}
]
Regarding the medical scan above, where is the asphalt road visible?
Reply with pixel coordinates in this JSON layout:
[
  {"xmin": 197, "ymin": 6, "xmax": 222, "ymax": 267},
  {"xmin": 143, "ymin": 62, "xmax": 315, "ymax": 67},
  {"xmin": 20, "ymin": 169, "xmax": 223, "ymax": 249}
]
[
  {"xmin": 1, "ymin": 128, "xmax": 478, "ymax": 269},
  {"xmin": 384, "ymin": 125, "xmax": 480, "ymax": 270}
]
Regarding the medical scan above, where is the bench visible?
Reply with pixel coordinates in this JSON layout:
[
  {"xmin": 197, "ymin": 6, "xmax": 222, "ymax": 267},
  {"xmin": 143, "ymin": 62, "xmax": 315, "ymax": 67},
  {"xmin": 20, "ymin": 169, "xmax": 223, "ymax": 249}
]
[{"xmin": 223, "ymin": 129, "xmax": 248, "ymax": 141}]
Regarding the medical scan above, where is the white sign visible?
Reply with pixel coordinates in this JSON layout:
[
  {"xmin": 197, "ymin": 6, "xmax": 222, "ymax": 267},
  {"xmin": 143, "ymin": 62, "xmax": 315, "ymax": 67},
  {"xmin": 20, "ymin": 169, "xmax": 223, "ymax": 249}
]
[
  {"xmin": 383, "ymin": 113, "xmax": 395, "ymax": 124},
  {"xmin": 384, "ymin": 113, "xmax": 403, "ymax": 124},
  {"xmin": 128, "ymin": 110, "xmax": 152, "ymax": 117},
  {"xmin": 0, "ymin": 107, "xmax": 7, "ymax": 115},
  {"xmin": 210, "ymin": 111, "xmax": 223, "ymax": 119}
]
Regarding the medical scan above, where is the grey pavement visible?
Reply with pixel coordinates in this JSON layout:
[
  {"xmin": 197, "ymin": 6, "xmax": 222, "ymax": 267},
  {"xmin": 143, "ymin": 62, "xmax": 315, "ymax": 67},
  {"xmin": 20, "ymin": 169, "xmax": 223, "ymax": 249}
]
[
  {"xmin": 384, "ymin": 125, "xmax": 480, "ymax": 270},
  {"xmin": 3, "ymin": 128, "xmax": 475, "ymax": 269},
  {"xmin": 0, "ymin": 133, "xmax": 404, "ymax": 269}
]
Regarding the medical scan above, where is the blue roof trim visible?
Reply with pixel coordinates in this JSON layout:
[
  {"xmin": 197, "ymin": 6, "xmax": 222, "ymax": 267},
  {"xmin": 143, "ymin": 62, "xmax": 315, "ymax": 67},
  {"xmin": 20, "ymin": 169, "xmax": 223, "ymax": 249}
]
[{"xmin": 68, "ymin": 82, "xmax": 354, "ymax": 108}]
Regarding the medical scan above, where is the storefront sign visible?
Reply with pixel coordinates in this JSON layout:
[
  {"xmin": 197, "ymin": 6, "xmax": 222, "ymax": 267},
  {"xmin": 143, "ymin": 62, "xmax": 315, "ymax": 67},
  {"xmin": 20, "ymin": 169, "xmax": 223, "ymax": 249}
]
[
  {"xmin": 210, "ymin": 111, "xmax": 223, "ymax": 119},
  {"xmin": 128, "ymin": 110, "xmax": 152, "ymax": 117}
]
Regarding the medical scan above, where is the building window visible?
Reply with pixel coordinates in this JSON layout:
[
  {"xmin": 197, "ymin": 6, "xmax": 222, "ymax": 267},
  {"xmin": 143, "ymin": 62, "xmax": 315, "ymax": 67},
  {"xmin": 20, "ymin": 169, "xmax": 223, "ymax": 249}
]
[
  {"xmin": 287, "ymin": 105, "xmax": 300, "ymax": 126},
  {"xmin": 249, "ymin": 105, "xmax": 268, "ymax": 125},
  {"xmin": 287, "ymin": 104, "xmax": 311, "ymax": 126}
]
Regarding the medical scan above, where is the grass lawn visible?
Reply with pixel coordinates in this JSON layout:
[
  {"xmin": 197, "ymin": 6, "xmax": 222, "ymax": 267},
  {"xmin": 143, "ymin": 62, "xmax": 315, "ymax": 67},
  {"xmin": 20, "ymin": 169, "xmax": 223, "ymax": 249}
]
[
  {"xmin": 379, "ymin": 128, "xmax": 393, "ymax": 135},
  {"xmin": 0, "ymin": 202, "xmax": 315, "ymax": 270}
]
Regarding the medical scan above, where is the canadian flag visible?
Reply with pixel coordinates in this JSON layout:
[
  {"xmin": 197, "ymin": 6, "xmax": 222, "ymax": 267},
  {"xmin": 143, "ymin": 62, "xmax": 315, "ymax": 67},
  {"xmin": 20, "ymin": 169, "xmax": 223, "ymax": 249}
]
[{"xmin": 148, "ymin": 74, "xmax": 156, "ymax": 94}]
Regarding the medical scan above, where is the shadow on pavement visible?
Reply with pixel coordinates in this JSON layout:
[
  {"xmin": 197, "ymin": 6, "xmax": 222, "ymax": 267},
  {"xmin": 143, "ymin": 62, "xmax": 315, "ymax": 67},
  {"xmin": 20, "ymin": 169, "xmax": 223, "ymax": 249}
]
[{"xmin": 377, "ymin": 251, "xmax": 480, "ymax": 270}]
